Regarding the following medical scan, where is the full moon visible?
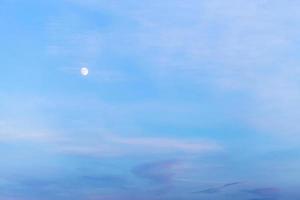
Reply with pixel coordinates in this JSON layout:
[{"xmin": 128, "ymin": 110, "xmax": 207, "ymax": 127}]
[{"xmin": 80, "ymin": 67, "xmax": 89, "ymax": 76}]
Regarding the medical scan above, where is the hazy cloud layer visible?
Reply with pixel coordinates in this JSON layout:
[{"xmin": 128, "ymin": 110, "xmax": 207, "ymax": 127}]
[{"xmin": 1, "ymin": 0, "xmax": 300, "ymax": 199}]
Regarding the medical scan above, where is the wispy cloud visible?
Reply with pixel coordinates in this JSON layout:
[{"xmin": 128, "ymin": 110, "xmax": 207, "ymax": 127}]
[
  {"xmin": 81, "ymin": 175, "xmax": 128, "ymax": 189},
  {"xmin": 132, "ymin": 160, "xmax": 180, "ymax": 184},
  {"xmin": 193, "ymin": 182, "xmax": 241, "ymax": 194},
  {"xmin": 58, "ymin": 134, "xmax": 221, "ymax": 157},
  {"xmin": 0, "ymin": 122, "xmax": 63, "ymax": 143},
  {"xmin": 131, "ymin": 159, "xmax": 184, "ymax": 196},
  {"xmin": 0, "ymin": 131, "xmax": 58, "ymax": 143},
  {"xmin": 110, "ymin": 135, "xmax": 220, "ymax": 153},
  {"xmin": 246, "ymin": 187, "xmax": 280, "ymax": 199},
  {"xmin": 64, "ymin": 0, "xmax": 300, "ymax": 139}
]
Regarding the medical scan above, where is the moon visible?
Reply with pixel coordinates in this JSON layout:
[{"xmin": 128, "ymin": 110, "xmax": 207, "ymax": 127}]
[{"xmin": 80, "ymin": 67, "xmax": 89, "ymax": 76}]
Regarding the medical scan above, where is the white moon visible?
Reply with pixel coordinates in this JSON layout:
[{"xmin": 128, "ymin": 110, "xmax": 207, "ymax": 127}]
[{"xmin": 80, "ymin": 67, "xmax": 89, "ymax": 76}]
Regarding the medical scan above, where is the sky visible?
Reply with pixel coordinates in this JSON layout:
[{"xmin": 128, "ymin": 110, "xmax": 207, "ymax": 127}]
[{"xmin": 1, "ymin": 0, "xmax": 300, "ymax": 199}]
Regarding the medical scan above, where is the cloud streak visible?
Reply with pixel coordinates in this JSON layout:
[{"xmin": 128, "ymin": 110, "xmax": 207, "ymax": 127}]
[
  {"xmin": 193, "ymin": 182, "xmax": 241, "ymax": 194},
  {"xmin": 58, "ymin": 134, "xmax": 221, "ymax": 157}
]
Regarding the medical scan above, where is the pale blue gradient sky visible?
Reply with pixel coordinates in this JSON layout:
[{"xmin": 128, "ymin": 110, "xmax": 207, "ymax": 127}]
[{"xmin": 1, "ymin": 0, "xmax": 300, "ymax": 199}]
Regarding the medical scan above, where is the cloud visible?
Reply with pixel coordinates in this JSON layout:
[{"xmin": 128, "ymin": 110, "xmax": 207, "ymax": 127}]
[
  {"xmin": 247, "ymin": 187, "xmax": 280, "ymax": 198},
  {"xmin": 0, "ymin": 130, "xmax": 60, "ymax": 143},
  {"xmin": 194, "ymin": 187, "xmax": 220, "ymax": 194},
  {"xmin": 193, "ymin": 182, "xmax": 241, "ymax": 194},
  {"xmin": 1, "ymin": 173, "xmax": 130, "ymax": 200},
  {"xmin": 132, "ymin": 160, "xmax": 180, "ymax": 184},
  {"xmin": 46, "ymin": 16, "xmax": 103, "ymax": 60},
  {"xmin": 81, "ymin": 175, "xmax": 129, "ymax": 189},
  {"xmin": 110, "ymin": 135, "xmax": 220, "ymax": 153},
  {"xmin": 62, "ymin": 0, "xmax": 300, "ymax": 139},
  {"xmin": 58, "ymin": 134, "xmax": 221, "ymax": 157},
  {"xmin": 0, "ymin": 122, "xmax": 63, "ymax": 144},
  {"xmin": 131, "ymin": 160, "xmax": 183, "ymax": 196},
  {"xmin": 223, "ymin": 182, "xmax": 241, "ymax": 187}
]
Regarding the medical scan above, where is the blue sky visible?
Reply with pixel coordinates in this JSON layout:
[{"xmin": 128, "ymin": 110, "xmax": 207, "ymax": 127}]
[{"xmin": 1, "ymin": 0, "xmax": 300, "ymax": 199}]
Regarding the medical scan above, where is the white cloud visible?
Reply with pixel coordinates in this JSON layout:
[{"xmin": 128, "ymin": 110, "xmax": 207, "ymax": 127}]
[
  {"xmin": 110, "ymin": 135, "xmax": 221, "ymax": 152},
  {"xmin": 58, "ymin": 134, "xmax": 221, "ymax": 157},
  {"xmin": 0, "ymin": 121, "xmax": 64, "ymax": 143}
]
